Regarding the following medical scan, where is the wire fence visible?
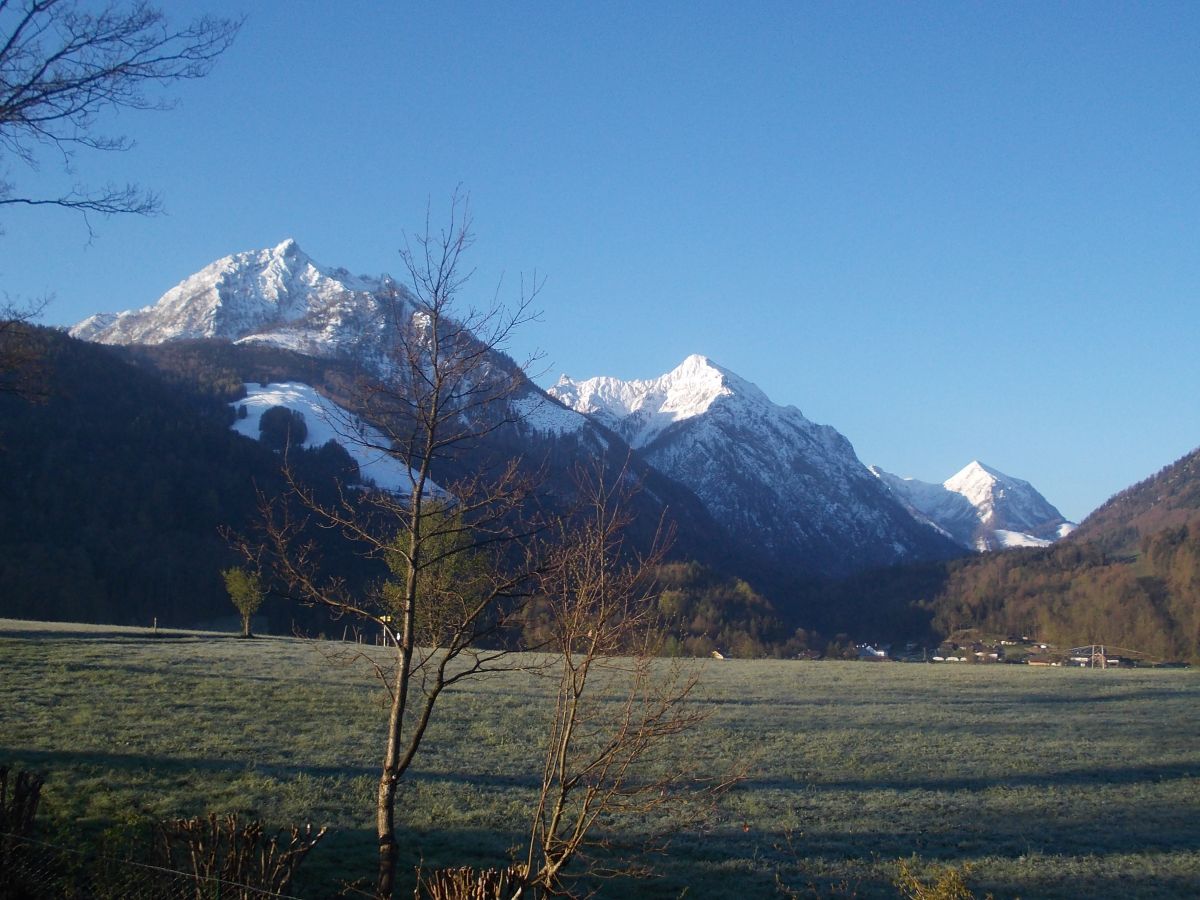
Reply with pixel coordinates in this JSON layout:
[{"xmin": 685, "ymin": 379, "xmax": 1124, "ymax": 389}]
[{"xmin": 0, "ymin": 831, "xmax": 304, "ymax": 900}]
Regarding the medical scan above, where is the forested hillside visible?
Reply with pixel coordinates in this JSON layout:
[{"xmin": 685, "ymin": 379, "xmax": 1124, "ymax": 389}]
[
  {"xmin": 1070, "ymin": 447, "xmax": 1200, "ymax": 552},
  {"xmin": 0, "ymin": 330, "xmax": 765, "ymax": 640},
  {"xmin": 514, "ymin": 560, "xmax": 801, "ymax": 657},
  {"xmin": 4, "ymin": 327, "xmax": 1196, "ymax": 660},
  {"xmin": 652, "ymin": 562, "xmax": 798, "ymax": 657},
  {"xmin": 928, "ymin": 526, "xmax": 1200, "ymax": 660},
  {"xmin": 0, "ymin": 329, "xmax": 364, "ymax": 628}
]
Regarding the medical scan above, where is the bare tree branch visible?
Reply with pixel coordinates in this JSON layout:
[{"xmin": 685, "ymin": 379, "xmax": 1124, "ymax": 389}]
[{"xmin": 0, "ymin": 1, "xmax": 240, "ymax": 225}]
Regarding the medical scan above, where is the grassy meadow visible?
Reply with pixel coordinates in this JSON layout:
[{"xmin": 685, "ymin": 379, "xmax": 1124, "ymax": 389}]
[{"xmin": 2, "ymin": 618, "xmax": 1199, "ymax": 898}]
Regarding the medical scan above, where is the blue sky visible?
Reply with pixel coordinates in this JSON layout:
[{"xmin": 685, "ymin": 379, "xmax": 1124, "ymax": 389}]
[{"xmin": 4, "ymin": 1, "xmax": 1198, "ymax": 521}]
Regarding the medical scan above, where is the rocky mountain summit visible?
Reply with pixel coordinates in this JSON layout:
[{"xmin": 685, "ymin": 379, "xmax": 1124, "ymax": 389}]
[
  {"xmin": 71, "ymin": 240, "xmax": 590, "ymax": 439},
  {"xmin": 71, "ymin": 239, "xmax": 406, "ymax": 360}
]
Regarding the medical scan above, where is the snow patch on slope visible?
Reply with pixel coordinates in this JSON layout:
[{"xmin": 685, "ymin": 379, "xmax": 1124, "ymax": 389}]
[
  {"xmin": 230, "ymin": 382, "xmax": 438, "ymax": 495},
  {"xmin": 993, "ymin": 530, "xmax": 1053, "ymax": 549}
]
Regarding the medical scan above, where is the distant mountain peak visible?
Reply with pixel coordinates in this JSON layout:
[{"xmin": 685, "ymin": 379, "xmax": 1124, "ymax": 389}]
[
  {"xmin": 947, "ymin": 459, "xmax": 1007, "ymax": 489},
  {"xmin": 874, "ymin": 460, "xmax": 1074, "ymax": 551},
  {"xmin": 954, "ymin": 459, "xmax": 997, "ymax": 479},
  {"xmin": 670, "ymin": 352, "xmax": 727, "ymax": 383}
]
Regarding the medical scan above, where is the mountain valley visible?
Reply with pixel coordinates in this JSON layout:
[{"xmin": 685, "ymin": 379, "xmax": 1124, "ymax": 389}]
[{"xmin": 0, "ymin": 240, "xmax": 1192, "ymax": 657}]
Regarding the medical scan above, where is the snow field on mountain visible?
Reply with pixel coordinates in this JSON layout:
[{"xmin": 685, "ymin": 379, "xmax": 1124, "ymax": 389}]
[{"xmin": 230, "ymin": 382, "xmax": 430, "ymax": 494}]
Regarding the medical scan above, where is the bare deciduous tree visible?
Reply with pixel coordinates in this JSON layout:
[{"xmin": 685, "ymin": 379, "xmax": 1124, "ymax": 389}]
[
  {"xmin": 515, "ymin": 470, "xmax": 726, "ymax": 898},
  {"xmin": 416, "ymin": 470, "xmax": 731, "ymax": 900},
  {"xmin": 243, "ymin": 194, "xmax": 545, "ymax": 899},
  {"xmin": 0, "ymin": 0, "xmax": 240, "ymax": 225}
]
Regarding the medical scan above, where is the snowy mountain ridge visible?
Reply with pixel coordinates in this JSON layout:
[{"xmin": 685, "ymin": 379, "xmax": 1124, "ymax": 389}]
[
  {"xmin": 871, "ymin": 461, "xmax": 1076, "ymax": 551},
  {"xmin": 69, "ymin": 240, "xmax": 591, "ymax": 441},
  {"xmin": 552, "ymin": 354, "xmax": 780, "ymax": 449},
  {"xmin": 551, "ymin": 356, "xmax": 961, "ymax": 577}
]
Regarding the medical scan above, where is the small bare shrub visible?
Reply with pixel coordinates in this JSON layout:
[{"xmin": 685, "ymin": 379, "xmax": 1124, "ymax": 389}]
[
  {"xmin": 416, "ymin": 864, "xmax": 529, "ymax": 900},
  {"xmin": 154, "ymin": 812, "xmax": 327, "ymax": 898}
]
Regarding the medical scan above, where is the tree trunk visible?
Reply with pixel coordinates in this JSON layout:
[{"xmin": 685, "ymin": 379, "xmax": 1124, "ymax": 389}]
[
  {"xmin": 377, "ymin": 587, "xmax": 415, "ymax": 898},
  {"xmin": 241, "ymin": 612, "xmax": 253, "ymax": 639},
  {"xmin": 376, "ymin": 670, "xmax": 406, "ymax": 898},
  {"xmin": 377, "ymin": 780, "xmax": 398, "ymax": 898}
]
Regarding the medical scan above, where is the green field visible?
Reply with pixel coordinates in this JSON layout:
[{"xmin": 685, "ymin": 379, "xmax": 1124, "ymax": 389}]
[{"xmin": 2, "ymin": 619, "xmax": 1199, "ymax": 898}]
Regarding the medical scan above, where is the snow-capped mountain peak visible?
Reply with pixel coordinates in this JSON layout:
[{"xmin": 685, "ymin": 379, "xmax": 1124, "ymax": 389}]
[
  {"xmin": 873, "ymin": 460, "xmax": 1075, "ymax": 551},
  {"xmin": 550, "ymin": 354, "xmax": 777, "ymax": 449},
  {"xmin": 945, "ymin": 460, "xmax": 1005, "ymax": 510},
  {"xmin": 70, "ymin": 240, "xmax": 400, "ymax": 353}
]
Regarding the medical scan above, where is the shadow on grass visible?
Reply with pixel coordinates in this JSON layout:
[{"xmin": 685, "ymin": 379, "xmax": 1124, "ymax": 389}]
[
  {"xmin": 699, "ymin": 684, "xmax": 1192, "ymax": 711},
  {"xmin": 980, "ymin": 871, "xmax": 1200, "ymax": 900},
  {"xmin": 300, "ymin": 825, "xmax": 817, "ymax": 900},
  {"xmin": 9, "ymin": 776, "xmax": 1199, "ymax": 898},
  {"xmin": 689, "ymin": 824, "xmax": 1200, "ymax": 898},
  {"xmin": 751, "ymin": 813, "xmax": 1200, "ymax": 863},
  {"xmin": 0, "ymin": 746, "xmax": 546, "ymax": 790},
  {"xmin": 742, "ymin": 758, "xmax": 1200, "ymax": 794},
  {"xmin": 6, "ymin": 745, "xmax": 1197, "ymax": 800},
  {"xmin": 946, "ymin": 687, "xmax": 1193, "ymax": 706}
]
